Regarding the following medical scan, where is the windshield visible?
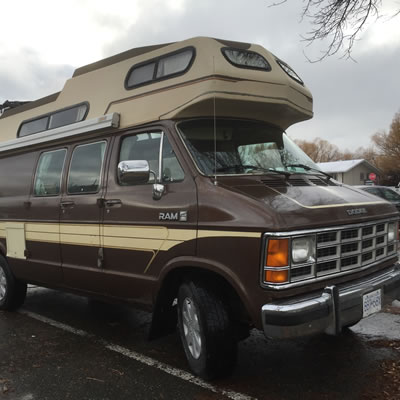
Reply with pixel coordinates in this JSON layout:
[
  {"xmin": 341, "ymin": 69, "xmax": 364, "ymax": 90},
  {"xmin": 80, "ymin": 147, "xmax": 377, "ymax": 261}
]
[{"xmin": 177, "ymin": 119, "xmax": 319, "ymax": 176}]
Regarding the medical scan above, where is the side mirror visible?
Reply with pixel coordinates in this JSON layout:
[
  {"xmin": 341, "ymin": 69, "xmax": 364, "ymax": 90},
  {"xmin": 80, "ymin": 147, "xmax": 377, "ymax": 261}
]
[{"xmin": 118, "ymin": 160, "xmax": 150, "ymax": 185}]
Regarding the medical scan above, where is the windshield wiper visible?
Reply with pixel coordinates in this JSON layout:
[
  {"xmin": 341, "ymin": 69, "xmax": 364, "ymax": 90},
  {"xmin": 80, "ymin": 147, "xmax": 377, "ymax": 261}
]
[
  {"xmin": 286, "ymin": 163, "xmax": 332, "ymax": 180},
  {"xmin": 217, "ymin": 164, "xmax": 292, "ymax": 177},
  {"xmin": 267, "ymin": 168, "xmax": 292, "ymax": 177}
]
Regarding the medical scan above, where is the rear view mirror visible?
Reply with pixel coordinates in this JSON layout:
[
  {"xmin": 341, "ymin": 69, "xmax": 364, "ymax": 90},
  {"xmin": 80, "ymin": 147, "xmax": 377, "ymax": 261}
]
[{"xmin": 118, "ymin": 160, "xmax": 150, "ymax": 185}]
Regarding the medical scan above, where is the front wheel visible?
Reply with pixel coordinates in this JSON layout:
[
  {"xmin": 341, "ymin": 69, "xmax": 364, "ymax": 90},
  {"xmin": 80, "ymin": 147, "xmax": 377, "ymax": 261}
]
[
  {"xmin": 177, "ymin": 279, "xmax": 237, "ymax": 380},
  {"xmin": 0, "ymin": 255, "xmax": 27, "ymax": 311}
]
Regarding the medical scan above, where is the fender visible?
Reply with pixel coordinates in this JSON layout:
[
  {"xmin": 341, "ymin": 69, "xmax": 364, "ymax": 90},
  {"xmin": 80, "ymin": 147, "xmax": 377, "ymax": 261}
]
[{"xmin": 156, "ymin": 255, "xmax": 257, "ymax": 323}]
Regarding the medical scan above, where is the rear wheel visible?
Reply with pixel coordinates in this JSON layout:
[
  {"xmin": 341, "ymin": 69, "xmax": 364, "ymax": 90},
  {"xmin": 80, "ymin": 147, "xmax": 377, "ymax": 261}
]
[
  {"xmin": 177, "ymin": 279, "xmax": 237, "ymax": 380},
  {"xmin": 0, "ymin": 255, "xmax": 27, "ymax": 311}
]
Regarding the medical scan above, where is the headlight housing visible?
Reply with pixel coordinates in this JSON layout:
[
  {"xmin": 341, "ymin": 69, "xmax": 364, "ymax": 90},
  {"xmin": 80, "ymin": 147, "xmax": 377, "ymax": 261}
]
[
  {"xmin": 292, "ymin": 236, "xmax": 316, "ymax": 264},
  {"xmin": 388, "ymin": 222, "xmax": 396, "ymax": 242},
  {"xmin": 262, "ymin": 219, "xmax": 399, "ymax": 287}
]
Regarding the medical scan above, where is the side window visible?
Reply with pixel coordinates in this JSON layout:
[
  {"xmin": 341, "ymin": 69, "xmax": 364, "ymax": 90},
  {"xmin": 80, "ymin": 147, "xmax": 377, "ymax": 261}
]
[
  {"xmin": 381, "ymin": 188, "xmax": 400, "ymax": 201},
  {"xmin": 34, "ymin": 149, "xmax": 66, "ymax": 196},
  {"xmin": 119, "ymin": 132, "xmax": 184, "ymax": 185},
  {"xmin": 68, "ymin": 141, "xmax": 106, "ymax": 194},
  {"xmin": 365, "ymin": 188, "xmax": 381, "ymax": 197}
]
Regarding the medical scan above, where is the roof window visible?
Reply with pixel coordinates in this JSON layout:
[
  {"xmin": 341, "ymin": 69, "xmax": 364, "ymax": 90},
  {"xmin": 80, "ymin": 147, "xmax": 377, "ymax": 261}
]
[
  {"xmin": 18, "ymin": 103, "xmax": 89, "ymax": 137},
  {"xmin": 221, "ymin": 48, "xmax": 271, "ymax": 71},
  {"xmin": 125, "ymin": 47, "xmax": 195, "ymax": 89},
  {"xmin": 276, "ymin": 59, "xmax": 304, "ymax": 85}
]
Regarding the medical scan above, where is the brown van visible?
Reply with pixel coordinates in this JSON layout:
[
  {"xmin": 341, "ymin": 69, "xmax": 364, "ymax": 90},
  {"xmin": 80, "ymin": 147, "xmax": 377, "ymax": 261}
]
[{"xmin": 0, "ymin": 37, "xmax": 399, "ymax": 380}]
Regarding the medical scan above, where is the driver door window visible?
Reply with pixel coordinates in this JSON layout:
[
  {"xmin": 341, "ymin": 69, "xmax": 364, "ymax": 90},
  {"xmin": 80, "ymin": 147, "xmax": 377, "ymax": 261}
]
[{"xmin": 119, "ymin": 131, "xmax": 184, "ymax": 184}]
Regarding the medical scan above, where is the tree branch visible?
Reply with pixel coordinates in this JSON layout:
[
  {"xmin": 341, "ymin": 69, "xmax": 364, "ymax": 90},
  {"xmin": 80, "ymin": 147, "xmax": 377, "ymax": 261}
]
[{"xmin": 268, "ymin": 0, "xmax": 399, "ymax": 61}]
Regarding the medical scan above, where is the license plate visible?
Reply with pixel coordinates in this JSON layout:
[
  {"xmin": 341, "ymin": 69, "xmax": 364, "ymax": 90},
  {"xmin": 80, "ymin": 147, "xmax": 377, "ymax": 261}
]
[{"xmin": 362, "ymin": 289, "xmax": 382, "ymax": 318}]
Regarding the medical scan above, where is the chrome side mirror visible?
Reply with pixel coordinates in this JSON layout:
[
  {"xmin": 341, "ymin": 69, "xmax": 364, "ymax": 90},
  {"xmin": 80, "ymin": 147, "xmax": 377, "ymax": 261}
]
[
  {"xmin": 117, "ymin": 160, "xmax": 165, "ymax": 200},
  {"xmin": 118, "ymin": 160, "xmax": 150, "ymax": 185}
]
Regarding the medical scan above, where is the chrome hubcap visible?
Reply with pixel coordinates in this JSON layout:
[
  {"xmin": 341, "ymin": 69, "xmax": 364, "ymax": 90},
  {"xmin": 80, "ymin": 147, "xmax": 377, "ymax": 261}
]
[
  {"xmin": 0, "ymin": 266, "xmax": 7, "ymax": 301},
  {"xmin": 182, "ymin": 297, "xmax": 202, "ymax": 359}
]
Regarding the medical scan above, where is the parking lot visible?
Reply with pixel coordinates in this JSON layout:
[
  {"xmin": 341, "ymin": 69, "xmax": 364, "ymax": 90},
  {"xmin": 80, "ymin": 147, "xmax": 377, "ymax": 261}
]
[{"xmin": 1, "ymin": 287, "xmax": 399, "ymax": 400}]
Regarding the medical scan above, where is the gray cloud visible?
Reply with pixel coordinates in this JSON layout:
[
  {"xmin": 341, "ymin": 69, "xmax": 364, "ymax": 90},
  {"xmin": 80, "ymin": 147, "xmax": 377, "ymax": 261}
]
[
  {"xmin": 0, "ymin": 48, "xmax": 74, "ymax": 103},
  {"xmin": 100, "ymin": 0, "xmax": 399, "ymax": 151}
]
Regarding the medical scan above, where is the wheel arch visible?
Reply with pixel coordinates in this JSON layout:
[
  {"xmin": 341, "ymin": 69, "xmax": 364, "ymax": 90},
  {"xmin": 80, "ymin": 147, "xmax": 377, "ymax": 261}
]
[
  {"xmin": 0, "ymin": 242, "xmax": 6, "ymax": 258},
  {"xmin": 149, "ymin": 257, "xmax": 253, "ymax": 340}
]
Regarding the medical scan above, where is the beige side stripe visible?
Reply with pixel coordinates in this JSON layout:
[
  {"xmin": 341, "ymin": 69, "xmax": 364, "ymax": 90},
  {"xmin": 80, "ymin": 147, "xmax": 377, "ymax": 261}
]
[{"xmin": 0, "ymin": 221, "xmax": 261, "ymax": 250}]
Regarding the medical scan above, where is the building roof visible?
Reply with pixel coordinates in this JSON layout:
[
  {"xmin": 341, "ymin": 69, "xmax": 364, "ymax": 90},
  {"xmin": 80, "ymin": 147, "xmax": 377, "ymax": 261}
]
[{"xmin": 317, "ymin": 159, "xmax": 381, "ymax": 174}]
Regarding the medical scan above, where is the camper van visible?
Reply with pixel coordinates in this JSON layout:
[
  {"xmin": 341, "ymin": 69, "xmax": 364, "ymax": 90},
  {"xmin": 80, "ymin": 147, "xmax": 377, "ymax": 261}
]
[{"xmin": 0, "ymin": 37, "xmax": 399, "ymax": 380}]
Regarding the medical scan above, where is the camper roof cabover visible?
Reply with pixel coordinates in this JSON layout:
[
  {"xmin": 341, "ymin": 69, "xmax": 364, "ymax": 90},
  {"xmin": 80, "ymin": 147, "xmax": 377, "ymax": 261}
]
[{"xmin": 0, "ymin": 36, "xmax": 312, "ymax": 150}]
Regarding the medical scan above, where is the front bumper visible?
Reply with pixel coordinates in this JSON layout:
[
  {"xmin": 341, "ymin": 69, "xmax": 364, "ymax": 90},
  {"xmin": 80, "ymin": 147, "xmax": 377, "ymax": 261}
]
[{"xmin": 262, "ymin": 264, "xmax": 400, "ymax": 338}]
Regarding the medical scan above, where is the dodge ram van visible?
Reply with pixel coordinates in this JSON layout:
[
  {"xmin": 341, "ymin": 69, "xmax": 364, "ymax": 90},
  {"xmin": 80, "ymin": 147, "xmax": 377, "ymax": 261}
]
[{"xmin": 0, "ymin": 37, "xmax": 399, "ymax": 379}]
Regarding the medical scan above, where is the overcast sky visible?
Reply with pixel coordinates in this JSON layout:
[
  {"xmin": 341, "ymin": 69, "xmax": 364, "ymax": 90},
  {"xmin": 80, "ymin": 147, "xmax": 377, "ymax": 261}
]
[{"xmin": 1, "ymin": 0, "xmax": 399, "ymax": 151}]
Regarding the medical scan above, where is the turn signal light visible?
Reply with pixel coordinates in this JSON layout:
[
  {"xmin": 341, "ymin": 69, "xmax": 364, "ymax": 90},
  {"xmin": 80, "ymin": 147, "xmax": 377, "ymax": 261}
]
[
  {"xmin": 265, "ymin": 270, "xmax": 288, "ymax": 283},
  {"xmin": 266, "ymin": 239, "xmax": 289, "ymax": 267}
]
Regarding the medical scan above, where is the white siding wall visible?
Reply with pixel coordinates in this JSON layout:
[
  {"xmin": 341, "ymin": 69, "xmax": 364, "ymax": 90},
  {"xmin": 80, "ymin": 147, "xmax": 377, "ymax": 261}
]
[{"xmin": 342, "ymin": 164, "xmax": 378, "ymax": 185}]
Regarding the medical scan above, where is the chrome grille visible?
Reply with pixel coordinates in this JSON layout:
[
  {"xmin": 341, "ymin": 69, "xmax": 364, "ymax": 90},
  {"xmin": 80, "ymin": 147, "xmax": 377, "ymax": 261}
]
[
  {"xmin": 263, "ymin": 219, "xmax": 399, "ymax": 288},
  {"xmin": 313, "ymin": 220, "xmax": 396, "ymax": 279}
]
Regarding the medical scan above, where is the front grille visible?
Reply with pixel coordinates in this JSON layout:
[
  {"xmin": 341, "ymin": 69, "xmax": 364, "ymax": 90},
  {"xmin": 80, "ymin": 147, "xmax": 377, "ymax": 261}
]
[
  {"xmin": 313, "ymin": 220, "xmax": 396, "ymax": 279},
  {"xmin": 263, "ymin": 219, "xmax": 398, "ymax": 286}
]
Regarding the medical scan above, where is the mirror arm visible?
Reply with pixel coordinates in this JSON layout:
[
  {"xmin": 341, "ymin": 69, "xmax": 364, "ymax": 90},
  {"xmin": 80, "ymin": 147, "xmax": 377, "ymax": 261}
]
[
  {"xmin": 149, "ymin": 170, "xmax": 165, "ymax": 200},
  {"xmin": 151, "ymin": 132, "xmax": 165, "ymax": 200}
]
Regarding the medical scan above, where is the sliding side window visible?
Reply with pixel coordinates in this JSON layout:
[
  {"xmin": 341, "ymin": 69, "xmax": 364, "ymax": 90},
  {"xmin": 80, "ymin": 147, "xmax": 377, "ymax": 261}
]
[
  {"xmin": 68, "ymin": 141, "xmax": 106, "ymax": 194},
  {"xmin": 34, "ymin": 149, "xmax": 67, "ymax": 196}
]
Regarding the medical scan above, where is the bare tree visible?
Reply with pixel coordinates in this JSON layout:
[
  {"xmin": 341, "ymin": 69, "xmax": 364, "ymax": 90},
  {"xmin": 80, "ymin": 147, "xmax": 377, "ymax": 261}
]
[
  {"xmin": 295, "ymin": 137, "xmax": 342, "ymax": 162},
  {"xmin": 269, "ymin": 1, "xmax": 399, "ymax": 60},
  {"xmin": 372, "ymin": 111, "xmax": 400, "ymax": 170}
]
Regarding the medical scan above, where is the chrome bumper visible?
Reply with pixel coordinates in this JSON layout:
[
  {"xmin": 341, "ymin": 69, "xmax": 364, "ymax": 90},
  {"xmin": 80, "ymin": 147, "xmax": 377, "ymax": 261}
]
[{"xmin": 262, "ymin": 264, "xmax": 400, "ymax": 339}]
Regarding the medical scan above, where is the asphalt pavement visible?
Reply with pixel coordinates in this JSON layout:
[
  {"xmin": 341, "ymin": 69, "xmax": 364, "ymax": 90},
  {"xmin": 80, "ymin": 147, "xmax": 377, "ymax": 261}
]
[{"xmin": 0, "ymin": 287, "xmax": 399, "ymax": 400}]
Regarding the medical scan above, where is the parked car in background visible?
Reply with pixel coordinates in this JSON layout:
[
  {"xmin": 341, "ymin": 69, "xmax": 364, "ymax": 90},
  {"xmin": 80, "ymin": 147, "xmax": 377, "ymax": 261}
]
[{"xmin": 356, "ymin": 185, "xmax": 400, "ymax": 212}]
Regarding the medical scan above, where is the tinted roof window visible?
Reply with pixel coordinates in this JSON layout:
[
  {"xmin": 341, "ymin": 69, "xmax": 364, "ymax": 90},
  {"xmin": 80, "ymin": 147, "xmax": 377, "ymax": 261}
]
[
  {"xmin": 156, "ymin": 49, "xmax": 193, "ymax": 78},
  {"xmin": 126, "ymin": 62, "xmax": 156, "ymax": 87},
  {"xmin": 18, "ymin": 103, "xmax": 88, "ymax": 138},
  {"xmin": 126, "ymin": 47, "xmax": 195, "ymax": 89},
  {"xmin": 222, "ymin": 48, "xmax": 271, "ymax": 71},
  {"xmin": 49, "ymin": 104, "xmax": 87, "ymax": 129},
  {"xmin": 19, "ymin": 116, "xmax": 49, "ymax": 137}
]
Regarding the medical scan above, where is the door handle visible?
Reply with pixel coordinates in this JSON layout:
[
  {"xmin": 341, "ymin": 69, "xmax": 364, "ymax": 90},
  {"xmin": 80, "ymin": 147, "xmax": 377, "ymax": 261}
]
[
  {"xmin": 60, "ymin": 201, "xmax": 75, "ymax": 208},
  {"xmin": 104, "ymin": 199, "xmax": 122, "ymax": 207}
]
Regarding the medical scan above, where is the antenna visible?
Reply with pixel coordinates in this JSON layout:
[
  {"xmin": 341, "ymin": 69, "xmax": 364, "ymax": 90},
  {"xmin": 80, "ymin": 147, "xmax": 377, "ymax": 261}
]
[{"xmin": 213, "ymin": 57, "xmax": 217, "ymax": 185}]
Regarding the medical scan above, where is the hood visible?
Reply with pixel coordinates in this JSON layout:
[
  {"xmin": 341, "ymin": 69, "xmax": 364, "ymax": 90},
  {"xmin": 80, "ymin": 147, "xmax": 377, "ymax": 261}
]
[{"xmin": 217, "ymin": 175, "xmax": 398, "ymax": 231}]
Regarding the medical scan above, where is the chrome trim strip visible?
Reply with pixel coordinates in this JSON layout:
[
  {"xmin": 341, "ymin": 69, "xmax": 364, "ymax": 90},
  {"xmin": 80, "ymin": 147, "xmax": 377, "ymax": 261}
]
[
  {"xmin": 261, "ymin": 257, "xmax": 398, "ymax": 290},
  {"xmin": 0, "ymin": 113, "xmax": 120, "ymax": 153},
  {"xmin": 262, "ymin": 217, "xmax": 399, "ymax": 237}
]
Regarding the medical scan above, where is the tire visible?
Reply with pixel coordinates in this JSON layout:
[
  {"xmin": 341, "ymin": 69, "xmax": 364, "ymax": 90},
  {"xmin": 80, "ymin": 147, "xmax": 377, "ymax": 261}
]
[
  {"xmin": 0, "ymin": 254, "xmax": 27, "ymax": 311},
  {"xmin": 177, "ymin": 279, "xmax": 238, "ymax": 380}
]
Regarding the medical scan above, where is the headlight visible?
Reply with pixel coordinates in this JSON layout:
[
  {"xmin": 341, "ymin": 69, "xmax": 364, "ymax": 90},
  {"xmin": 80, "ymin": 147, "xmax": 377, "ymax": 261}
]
[
  {"xmin": 388, "ymin": 222, "xmax": 396, "ymax": 242},
  {"xmin": 291, "ymin": 236, "xmax": 316, "ymax": 264}
]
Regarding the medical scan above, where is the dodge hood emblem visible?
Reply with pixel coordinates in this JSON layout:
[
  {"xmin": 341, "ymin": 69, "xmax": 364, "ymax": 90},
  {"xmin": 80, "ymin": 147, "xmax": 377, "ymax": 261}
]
[{"xmin": 346, "ymin": 207, "xmax": 368, "ymax": 216}]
